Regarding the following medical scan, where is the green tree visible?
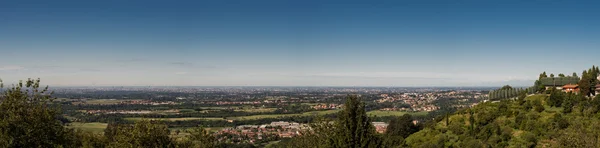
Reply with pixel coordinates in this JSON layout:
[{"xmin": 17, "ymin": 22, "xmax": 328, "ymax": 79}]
[
  {"xmin": 534, "ymin": 80, "xmax": 545, "ymax": 93},
  {"xmin": 182, "ymin": 126, "xmax": 217, "ymax": 148},
  {"xmin": 558, "ymin": 73, "xmax": 565, "ymax": 77},
  {"xmin": 539, "ymin": 72, "xmax": 548, "ymax": 80},
  {"xmin": 0, "ymin": 78, "xmax": 77, "ymax": 147},
  {"xmin": 330, "ymin": 95, "xmax": 382, "ymax": 148},
  {"xmin": 385, "ymin": 114, "xmax": 418, "ymax": 138},
  {"xmin": 532, "ymin": 99, "xmax": 545, "ymax": 112},
  {"xmin": 579, "ymin": 66, "xmax": 599, "ymax": 97},
  {"xmin": 500, "ymin": 85, "xmax": 513, "ymax": 90},
  {"xmin": 517, "ymin": 90, "xmax": 527, "ymax": 105},
  {"xmin": 562, "ymin": 94, "xmax": 575, "ymax": 113},
  {"xmin": 548, "ymin": 89, "xmax": 564, "ymax": 107},
  {"xmin": 105, "ymin": 120, "xmax": 175, "ymax": 148}
]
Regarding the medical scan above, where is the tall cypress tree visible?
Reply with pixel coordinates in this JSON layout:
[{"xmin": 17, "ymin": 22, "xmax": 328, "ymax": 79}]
[{"xmin": 331, "ymin": 95, "xmax": 382, "ymax": 148}]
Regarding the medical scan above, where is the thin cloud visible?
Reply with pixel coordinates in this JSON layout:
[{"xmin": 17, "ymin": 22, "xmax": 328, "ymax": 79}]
[
  {"xmin": 304, "ymin": 72, "xmax": 533, "ymax": 82},
  {"xmin": 167, "ymin": 62, "xmax": 218, "ymax": 69},
  {"xmin": 169, "ymin": 62, "xmax": 193, "ymax": 66},
  {"xmin": 79, "ymin": 68, "xmax": 102, "ymax": 72},
  {"xmin": 117, "ymin": 58, "xmax": 147, "ymax": 63},
  {"xmin": 175, "ymin": 72, "xmax": 188, "ymax": 75},
  {"xmin": 0, "ymin": 66, "xmax": 25, "ymax": 71}
]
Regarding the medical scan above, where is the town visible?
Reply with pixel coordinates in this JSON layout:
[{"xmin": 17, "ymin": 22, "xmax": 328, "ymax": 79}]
[{"xmin": 56, "ymin": 86, "xmax": 489, "ymax": 145}]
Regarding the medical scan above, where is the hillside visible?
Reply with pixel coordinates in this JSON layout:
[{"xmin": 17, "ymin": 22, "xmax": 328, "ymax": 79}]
[{"xmin": 404, "ymin": 94, "xmax": 600, "ymax": 148}]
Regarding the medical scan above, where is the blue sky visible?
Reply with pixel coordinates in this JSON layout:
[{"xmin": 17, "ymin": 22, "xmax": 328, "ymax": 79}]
[{"xmin": 1, "ymin": 0, "xmax": 599, "ymax": 86}]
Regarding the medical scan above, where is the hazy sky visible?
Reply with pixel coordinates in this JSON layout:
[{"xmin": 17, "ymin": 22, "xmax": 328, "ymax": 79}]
[{"xmin": 1, "ymin": 0, "xmax": 599, "ymax": 86}]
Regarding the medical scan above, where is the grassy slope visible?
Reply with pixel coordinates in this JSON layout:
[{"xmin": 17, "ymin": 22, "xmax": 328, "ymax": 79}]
[{"xmin": 404, "ymin": 94, "xmax": 584, "ymax": 147}]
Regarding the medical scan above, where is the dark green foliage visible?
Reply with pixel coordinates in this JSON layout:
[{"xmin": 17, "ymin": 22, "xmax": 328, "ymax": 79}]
[
  {"xmin": 105, "ymin": 120, "xmax": 175, "ymax": 148},
  {"xmin": 550, "ymin": 114, "xmax": 569, "ymax": 130},
  {"xmin": 579, "ymin": 66, "xmax": 599, "ymax": 97},
  {"xmin": 488, "ymin": 86, "xmax": 522, "ymax": 100},
  {"xmin": 385, "ymin": 114, "xmax": 418, "ymax": 138},
  {"xmin": 523, "ymin": 101, "xmax": 532, "ymax": 111},
  {"xmin": 72, "ymin": 130, "xmax": 107, "ymax": 148},
  {"xmin": 540, "ymin": 77, "xmax": 579, "ymax": 87},
  {"xmin": 181, "ymin": 126, "xmax": 218, "ymax": 148},
  {"xmin": 0, "ymin": 78, "xmax": 78, "ymax": 147},
  {"xmin": 383, "ymin": 114, "xmax": 417, "ymax": 147},
  {"xmin": 532, "ymin": 99, "xmax": 545, "ymax": 112},
  {"xmin": 272, "ymin": 95, "xmax": 382, "ymax": 148},
  {"xmin": 539, "ymin": 72, "xmax": 548, "ymax": 79},
  {"xmin": 517, "ymin": 90, "xmax": 527, "ymax": 105},
  {"xmin": 534, "ymin": 80, "xmax": 545, "ymax": 93},
  {"xmin": 547, "ymin": 89, "xmax": 564, "ymax": 107},
  {"xmin": 514, "ymin": 112, "xmax": 526, "ymax": 129},
  {"xmin": 500, "ymin": 85, "xmax": 513, "ymax": 90},
  {"xmin": 555, "ymin": 119, "xmax": 600, "ymax": 148},
  {"xmin": 331, "ymin": 95, "xmax": 382, "ymax": 148}
]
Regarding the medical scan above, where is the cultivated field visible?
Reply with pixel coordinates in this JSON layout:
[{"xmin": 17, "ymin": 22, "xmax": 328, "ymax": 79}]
[
  {"xmin": 230, "ymin": 109, "xmax": 340, "ymax": 120},
  {"xmin": 124, "ymin": 117, "xmax": 225, "ymax": 121},
  {"xmin": 66, "ymin": 122, "xmax": 108, "ymax": 133},
  {"xmin": 367, "ymin": 110, "xmax": 429, "ymax": 117}
]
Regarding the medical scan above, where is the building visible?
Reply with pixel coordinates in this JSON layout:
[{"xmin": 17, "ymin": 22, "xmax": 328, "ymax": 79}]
[
  {"xmin": 562, "ymin": 84, "xmax": 579, "ymax": 93},
  {"xmin": 372, "ymin": 122, "xmax": 389, "ymax": 133}
]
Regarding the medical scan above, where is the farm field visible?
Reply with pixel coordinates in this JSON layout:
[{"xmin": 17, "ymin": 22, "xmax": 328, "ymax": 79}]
[
  {"xmin": 230, "ymin": 109, "xmax": 340, "ymax": 120},
  {"xmin": 234, "ymin": 107, "xmax": 277, "ymax": 113},
  {"xmin": 124, "ymin": 117, "xmax": 225, "ymax": 121},
  {"xmin": 123, "ymin": 109, "xmax": 341, "ymax": 122},
  {"xmin": 367, "ymin": 110, "xmax": 429, "ymax": 117},
  {"xmin": 66, "ymin": 122, "xmax": 108, "ymax": 133}
]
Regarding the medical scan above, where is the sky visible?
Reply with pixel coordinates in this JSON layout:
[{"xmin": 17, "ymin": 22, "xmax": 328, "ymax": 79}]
[{"xmin": 1, "ymin": 0, "xmax": 599, "ymax": 86}]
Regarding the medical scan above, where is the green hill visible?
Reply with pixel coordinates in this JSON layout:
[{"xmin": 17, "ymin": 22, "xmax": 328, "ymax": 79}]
[{"xmin": 404, "ymin": 94, "xmax": 600, "ymax": 148}]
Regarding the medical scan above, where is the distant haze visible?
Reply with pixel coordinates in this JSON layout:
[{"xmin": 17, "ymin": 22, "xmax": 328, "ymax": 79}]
[{"xmin": 1, "ymin": 0, "xmax": 599, "ymax": 86}]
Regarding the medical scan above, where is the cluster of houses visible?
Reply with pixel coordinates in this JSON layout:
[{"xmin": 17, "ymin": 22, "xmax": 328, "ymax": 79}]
[
  {"xmin": 540, "ymin": 76, "xmax": 600, "ymax": 95},
  {"xmin": 311, "ymin": 103, "xmax": 342, "ymax": 110},
  {"xmin": 214, "ymin": 121, "xmax": 398, "ymax": 144},
  {"xmin": 215, "ymin": 121, "xmax": 307, "ymax": 144},
  {"xmin": 372, "ymin": 122, "xmax": 389, "ymax": 133}
]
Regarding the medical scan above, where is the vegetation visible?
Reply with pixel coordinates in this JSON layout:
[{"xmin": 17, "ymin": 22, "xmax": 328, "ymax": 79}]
[
  {"xmin": 0, "ymin": 79, "xmax": 78, "ymax": 147},
  {"xmin": 272, "ymin": 95, "xmax": 383, "ymax": 148},
  {"xmin": 2, "ymin": 66, "xmax": 599, "ymax": 148},
  {"xmin": 0, "ymin": 79, "xmax": 220, "ymax": 148},
  {"xmin": 367, "ymin": 110, "xmax": 428, "ymax": 117},
  {"xmin": 488, "ymin": 85, "xmax": 530, "ymax": 101}
]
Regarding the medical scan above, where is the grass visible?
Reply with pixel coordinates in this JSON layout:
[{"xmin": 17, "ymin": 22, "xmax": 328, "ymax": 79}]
[
  {"xmin": 367, "ymin": 110, "xmax": 429, "ymax": 117},
  {"xmin": 526, "ymin": 94, "xmax": 548, "ymax": 102},
  {"xmin": 83, "ymin": 99, "xmax": 124, "ymax": 105},
  {"xmin": 123, "ymin": 110, "xmax": 340, "ymax": 122},
  {"xmin": 170, "ymin": 126, "xmax": 228, "ymax": 133},
  {"xmin": 234, "ymin": 108, "xmax": 277, "ymax": 113},
  {"xmin": 124, "ymin": 117, "xmax": 225, "ymax": 121},
  {"xmin": 178, "ymin": 109, "xmax": 195, "ymax": 113},
  {"xmin": 230, "ymin": 109, "xmax": 340, "ymax": 120},
  {"xmin": 66, "ymin": 122, "xmax": 108, "ymax": 133}
]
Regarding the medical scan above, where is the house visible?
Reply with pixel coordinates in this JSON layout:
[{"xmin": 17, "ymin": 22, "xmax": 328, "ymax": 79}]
[
  {"xmin": 372, "ymin": 122, "xmax": 389, "ymax": 133},
  {"xmin": 540, "ymin": 77, "xmax": 580, "ymax": 90},
  {"xmin": 562, "ymin": 84, "xmax": 579, "ymax": 93}
]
